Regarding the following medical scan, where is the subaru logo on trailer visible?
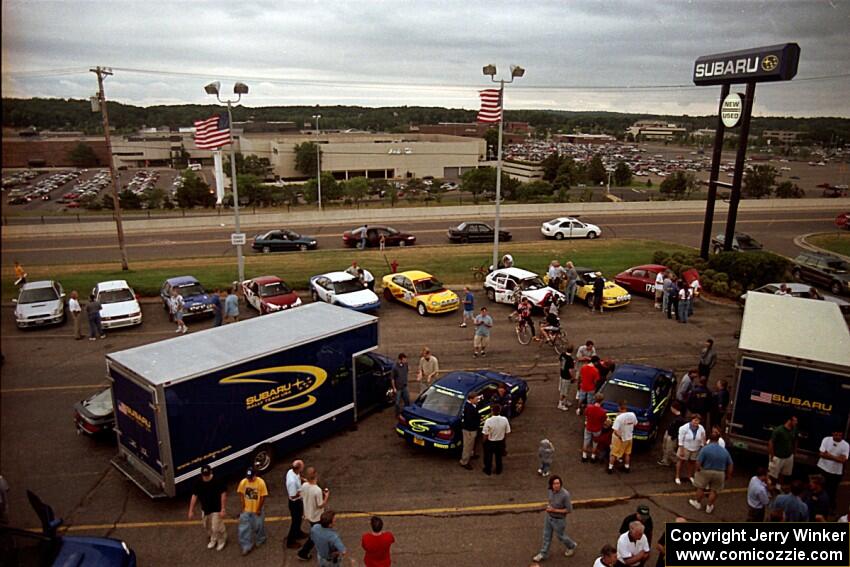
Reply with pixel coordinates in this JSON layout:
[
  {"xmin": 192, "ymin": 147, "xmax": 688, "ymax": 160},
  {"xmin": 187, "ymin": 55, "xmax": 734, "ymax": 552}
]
[{"xmin": 693, "ymin": 43, "xmax": 800, "ymax": 86}]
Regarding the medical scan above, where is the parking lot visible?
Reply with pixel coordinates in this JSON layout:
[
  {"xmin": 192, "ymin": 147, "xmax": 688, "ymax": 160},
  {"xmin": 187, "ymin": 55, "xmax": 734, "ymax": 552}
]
[{"xmin": 3, "ymin": 286, "xmax": 807, "ymax": 565}]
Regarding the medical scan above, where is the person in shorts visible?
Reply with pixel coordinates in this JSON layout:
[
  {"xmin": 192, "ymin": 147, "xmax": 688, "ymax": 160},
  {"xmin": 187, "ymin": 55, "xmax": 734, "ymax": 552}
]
[
  {"xmin": 608, "ymin": 402, "xmax": 637, "ymax": 474},
  {"xmin": 582, "ymin": 393, "xmax": 607, "ymax": 463},
  {"xmin": 557, "ymin": 351, "xmax": 574, "ymax": 410},
  {"xmin": 768, "ymin": 415, "xmax": 798, "ymax": 483},
  {"xmin": 577, "ymin": 356, "xmax": 601, "ymax": 416},
  {"xmin": 676, "ymin": 414, "xmax": 706, "ymax": 485},
  {"xmin": 460, "ymin": 286, "xmax": 474, "ymax": 328},
  {"xmin": 473, "ymin": 307, "xmax": 493, "ymax": 358},
  {"xmin": 170, "ymin": 288, "xmax": 188, "ymax": 334},
  {"xmin": 689, "ymin": 430, "xmax": 734, "ymax": 514}
]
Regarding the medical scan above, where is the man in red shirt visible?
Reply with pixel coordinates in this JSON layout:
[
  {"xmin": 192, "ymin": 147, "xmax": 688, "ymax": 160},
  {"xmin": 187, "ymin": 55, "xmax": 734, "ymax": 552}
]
[
  {"xmin": 583, "ymin": 393, "xmax": 608, "ymax": 463},
  {"xmin": 577, "ymin": 356, "xmax": 601, "ymax": 416},
  {"xmin": 362, "ymin": 515, "xmax": 395, "ymax": 567}
]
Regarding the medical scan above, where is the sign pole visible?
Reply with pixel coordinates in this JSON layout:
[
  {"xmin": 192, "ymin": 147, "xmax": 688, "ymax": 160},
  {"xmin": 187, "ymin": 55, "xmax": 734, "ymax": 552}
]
[
  {"xmin": 699, "ymin": 83, "xmax": 730, "ymax": 259},
  {"xmin": 723, "ymin": 81, "xmax": 756, "ymax": 252}
]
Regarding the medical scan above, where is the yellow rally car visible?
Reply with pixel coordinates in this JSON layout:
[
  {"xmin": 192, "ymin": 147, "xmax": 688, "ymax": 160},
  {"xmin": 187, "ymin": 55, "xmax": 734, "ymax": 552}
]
[
  {"xmin": 574, "ymin": 268, "xmax": 631, "ymax": 309},
  {"xmin": 382, "ymin": 270, "xmax": 459, "ymax": 316}
]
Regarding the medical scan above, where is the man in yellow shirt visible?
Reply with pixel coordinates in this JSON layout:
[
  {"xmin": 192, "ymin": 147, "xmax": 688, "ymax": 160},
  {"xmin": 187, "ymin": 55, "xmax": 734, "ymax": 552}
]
[
  {"xmin": 14, "ymin": 261, "xmax": 27, "ymax": 288},
  {"xmin": 237, "ymin": 468, "xmax": 268, "ymax": 556}
]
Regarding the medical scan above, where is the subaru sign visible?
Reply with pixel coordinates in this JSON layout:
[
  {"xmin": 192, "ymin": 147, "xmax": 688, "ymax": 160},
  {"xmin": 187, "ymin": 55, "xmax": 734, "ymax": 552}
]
[{"xmin": 693, "ymin": 43, "xmax": 800, "ymax": 85}]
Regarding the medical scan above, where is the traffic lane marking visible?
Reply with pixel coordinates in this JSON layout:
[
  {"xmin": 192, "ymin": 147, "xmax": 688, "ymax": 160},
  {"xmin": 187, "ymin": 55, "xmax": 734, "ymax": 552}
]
[
  {"xmin": 1, "ymin": 216, "xmax": 834, "ymax": 253},
  {"xmin": 52, "ymin": 486, "xmax": 751, "ymax": 533}
]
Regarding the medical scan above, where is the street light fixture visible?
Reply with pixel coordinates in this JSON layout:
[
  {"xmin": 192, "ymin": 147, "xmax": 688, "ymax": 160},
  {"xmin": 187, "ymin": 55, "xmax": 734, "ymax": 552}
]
[
  {"xmin": 483, "ymin": 64, "xmax": 523, "ymax": 271},
  {"xmin": 205, "ymin": 80, "xmax": 249, "ymax": 284},
  {"xmin": 312, "ymin": 113, "xmax": 322, "ymax": 211}
]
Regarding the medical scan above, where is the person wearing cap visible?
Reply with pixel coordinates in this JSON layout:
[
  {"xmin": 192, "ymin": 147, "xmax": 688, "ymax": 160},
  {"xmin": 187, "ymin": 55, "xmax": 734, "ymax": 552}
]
[
  {"xmin": 237, "ymin": 467, "xmax": 268, "ymax": 556},
  {"xmin": 285, "ymin": 460, "xmax": 308, "ymax": 549},
  {"xmin": 188, "ymin": 465, "xmax": 228, "ymax": 551},
  {"xmin": 618, "ymin": 506, "xmax": 654, "ymax": 557}
]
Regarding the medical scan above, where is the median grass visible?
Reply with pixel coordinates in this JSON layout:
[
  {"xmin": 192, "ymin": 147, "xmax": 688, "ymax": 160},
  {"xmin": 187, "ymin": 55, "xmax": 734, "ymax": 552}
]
[
  {"xmin": 2, "ymin": 239, "xmax": 693, "ymax": 300},
  {"xmin": 808, "ymin": 232, "xmax": 850, "ymax": 257}
]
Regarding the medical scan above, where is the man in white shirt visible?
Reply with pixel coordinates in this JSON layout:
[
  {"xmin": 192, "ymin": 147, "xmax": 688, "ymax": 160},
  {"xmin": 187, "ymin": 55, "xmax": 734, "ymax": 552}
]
[
  {"xmin": 654, "ymin": 272, "xmax": 664, "ymax": 309},
  {"xmin": 593, "ymin": 543, "xmax": 618, "ymax": 567},
  {"xmin": 608, "ymin": 403, "xmax": 638, "ymax": 474},
  {"xmin": 616, "ymin": 521, "xmax": 650, "ymax": 567},
  {"xmin": 296, "ymin": 466, "xmax": 329, "ymax": 561},
  {"xmin": 676, "ymin": 415, "xmax": 706, "ymax": 486},
  {"xmin": 482, "ymin": 403, "xmax": 511, "ymax": 476},
  {"xmin": 284, "ymin": 460, "xmax": 307, "ymax": 548},
  {"xmin": 817, "ymin": 431, "xmax": 849, "ymax": 514},
  {"xmin": 68, "ymin": 290, "xmax": 83, "ymax": 340}
]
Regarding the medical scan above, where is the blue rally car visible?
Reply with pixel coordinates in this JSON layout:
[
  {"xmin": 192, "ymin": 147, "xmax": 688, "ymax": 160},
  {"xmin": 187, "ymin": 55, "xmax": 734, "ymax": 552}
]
[
  {"xmin": 598, "ymin": 363, "xmax": 674, "ymax": 442},
  {"xmin": 160, "ymin": 276, "xmax": 217, "ymax": 318},
  {"xmin": 396, "ymin": 370, "xmax": 529, "ymax": 450}
]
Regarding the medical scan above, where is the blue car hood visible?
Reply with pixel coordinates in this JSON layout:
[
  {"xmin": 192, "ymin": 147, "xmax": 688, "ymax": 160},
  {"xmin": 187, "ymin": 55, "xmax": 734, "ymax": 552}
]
[
  {"xmin": 56, "ymin": 536, "xmax": 134, "ymax": 566},
  {"xmin": 183, "ymin": 294, "xmax": 212, "ymax": 306}
]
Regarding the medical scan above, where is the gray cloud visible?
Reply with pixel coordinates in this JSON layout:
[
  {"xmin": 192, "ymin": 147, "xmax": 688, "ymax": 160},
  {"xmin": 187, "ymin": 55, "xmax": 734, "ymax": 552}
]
[{"xmin": 2, "ymin": 0, "xmax": 849, "ymax": 116}]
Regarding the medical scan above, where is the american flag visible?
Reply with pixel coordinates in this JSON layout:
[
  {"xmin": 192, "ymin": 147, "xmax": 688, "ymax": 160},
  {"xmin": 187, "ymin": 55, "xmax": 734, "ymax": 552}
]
[
  {"xmin": 750, "ymin": 390, "xmax": 773, "ymax": 404},
  {"xmin": 477, "ymin": 88, "xmax": 503, "ymax": 123},
  {"xmin": 194, "ymin": 113, "xmax": 231, "ymax": 150}
]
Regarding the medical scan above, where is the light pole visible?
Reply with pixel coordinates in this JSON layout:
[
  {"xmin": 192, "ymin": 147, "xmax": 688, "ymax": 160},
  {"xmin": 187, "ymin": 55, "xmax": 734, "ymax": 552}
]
[
  {"xmin": 312, "ymin": 114, "xmax": 322, "ymax": 211},
  {"xmin": 483, "ymin": 64, "xmax": 524, "ymax": 271},
  {"xmin": 205, "ymin": 80, "xmax": 249, "ymax": 284}
]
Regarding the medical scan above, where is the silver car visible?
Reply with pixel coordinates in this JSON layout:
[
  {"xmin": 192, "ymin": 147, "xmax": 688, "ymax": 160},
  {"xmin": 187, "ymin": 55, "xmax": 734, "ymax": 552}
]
[{"xmin": 14, "ymin": 280, "xmax": 66, "ymax": 328}]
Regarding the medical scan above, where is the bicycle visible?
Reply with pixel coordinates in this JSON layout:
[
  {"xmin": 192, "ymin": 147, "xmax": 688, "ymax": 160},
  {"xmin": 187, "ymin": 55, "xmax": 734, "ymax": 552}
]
[
  {"xmin": 537, "ymin": 324, "xmax": 569, "ymax": 355},
  {"xmin": 507, "ymin": 312, "xmax": 533, "ymax": 345},
  {"xmin": 471, "ymin": 262, "xmax": 489, "ymax": 282}
]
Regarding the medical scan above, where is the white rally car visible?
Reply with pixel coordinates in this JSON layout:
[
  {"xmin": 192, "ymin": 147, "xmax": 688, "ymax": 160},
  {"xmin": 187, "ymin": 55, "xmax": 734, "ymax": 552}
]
[
  {"xmin": 309, "ymin": 270, "xmax": 381, "ymax": 312},
  {"xmin": 540, "ymin": 217, "xmax": 602, "ymax": 240},
  {"xmin": 484, "ymin": 267, "xmax": 566, "ymax": 308},
  {"xmin": 92, "ymin": 280, "xmax": 142, "ymax": 329}
]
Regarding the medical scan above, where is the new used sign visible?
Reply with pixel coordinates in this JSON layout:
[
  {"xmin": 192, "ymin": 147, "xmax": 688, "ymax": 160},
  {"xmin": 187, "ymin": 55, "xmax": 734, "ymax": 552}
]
[{"xmin": 693, "ymin": 43, "xmax": 800, "ymax": 86}]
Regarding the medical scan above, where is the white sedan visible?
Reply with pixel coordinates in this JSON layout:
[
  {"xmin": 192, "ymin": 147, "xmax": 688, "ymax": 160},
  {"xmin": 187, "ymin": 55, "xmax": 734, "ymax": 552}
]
[
  {"xmin": 92, "ymin": 280, "xmax": 142, "ymax": 329},
  {"xmin": 484, "ymin": 267, "xmax": 565, "ymax": 308},
  {"xmin": 540, "ymin": 217, "xmax": 602, "ymax": 240},
  {"xmin": 309, "ymin": 271, "xmax": 381, "ymax": 312}
]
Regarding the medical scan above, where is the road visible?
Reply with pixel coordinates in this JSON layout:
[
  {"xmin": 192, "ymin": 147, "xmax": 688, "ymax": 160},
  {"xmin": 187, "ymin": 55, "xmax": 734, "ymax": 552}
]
[
  {"xmin": 2, "ymin": 209, "xmax": 838, "ymax": 266},
  {"xmin": 1, "ymin": 289, "xmax": 845, "ymax": 565}
]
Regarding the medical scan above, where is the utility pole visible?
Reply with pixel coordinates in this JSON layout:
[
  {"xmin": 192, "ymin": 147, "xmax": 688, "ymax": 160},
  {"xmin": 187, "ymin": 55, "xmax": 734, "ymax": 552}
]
[{"xmin": 91, "ymin": 66, "xmax": 129, "ymax": 271}]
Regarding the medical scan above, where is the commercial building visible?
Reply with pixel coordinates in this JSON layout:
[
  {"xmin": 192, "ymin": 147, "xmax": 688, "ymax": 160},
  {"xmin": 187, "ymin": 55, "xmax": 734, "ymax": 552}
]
[
  {"xmin": 625, "ymin": 120, "xmax": 687, "ymax": 141},
  {"xmin": 412, "ymin": 122, "xmax": 530, "ymax": 145},
  {"xmin": 552, "ymin": 133, "xmax": 617, "ymax": 145},
  {"xmin": 502, "ymin": 160, "xmax": 545, "ymax": 183},
  {"xmin": 761, "ymin": 130, "xmax": 803, "ymax": 144}
]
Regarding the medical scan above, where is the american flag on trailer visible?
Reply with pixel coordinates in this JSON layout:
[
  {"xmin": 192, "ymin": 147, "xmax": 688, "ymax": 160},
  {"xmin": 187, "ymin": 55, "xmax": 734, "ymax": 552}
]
[
  {"xmin": 749, "ymin": 390, "xmax": 773, "ymax": 404},
  {"xmin": 477, "ymin": 88, "xmax": 503, "ymax": 123},
  {"xmin": 193, "ymin": 113, "xmax": 231, "ymax": 150}
]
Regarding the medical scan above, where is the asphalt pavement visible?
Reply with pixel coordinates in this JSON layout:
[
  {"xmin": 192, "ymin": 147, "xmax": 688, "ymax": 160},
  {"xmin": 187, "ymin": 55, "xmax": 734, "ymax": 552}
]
[
  {"xmin": 3, "ymin": 289, "xmax": 841, "ymax": 565},
  {"xmin": 1, "ymin": 208, "xmax": 839, "ymax": 266}
]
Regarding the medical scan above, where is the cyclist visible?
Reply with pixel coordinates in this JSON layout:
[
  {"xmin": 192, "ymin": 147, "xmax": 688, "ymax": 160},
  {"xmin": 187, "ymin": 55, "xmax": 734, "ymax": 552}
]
[
  {"xmin": 537, "ymin": 297, "xmax": 563, "ymax": 344},
  {"xmin": 512, "ymin": 297, "xmax": 536, "ymax": 339}
]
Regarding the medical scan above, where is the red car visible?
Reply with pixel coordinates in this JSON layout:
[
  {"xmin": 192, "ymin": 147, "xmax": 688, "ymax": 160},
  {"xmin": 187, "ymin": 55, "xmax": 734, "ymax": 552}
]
[
  {"xmin": 342, "ymin": 225, "xmax": 416, "ymax": 248},
  {"xmin": 241, "ymin": 275, "xmax": 302, "ymax": 314},
  {"xmin": 614, "ymin": 264, "xmax": 700, "ymax": 298}
]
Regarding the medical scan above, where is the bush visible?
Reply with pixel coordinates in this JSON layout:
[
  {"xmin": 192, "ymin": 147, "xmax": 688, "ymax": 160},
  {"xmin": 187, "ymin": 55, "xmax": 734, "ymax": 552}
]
[
  {"xmin": 713, "ymin": 281, "xmax": 730, "ymax": 296},
  {"xmin": 707, "ymin": 251, "xmax": 789, "ymax": 290}
]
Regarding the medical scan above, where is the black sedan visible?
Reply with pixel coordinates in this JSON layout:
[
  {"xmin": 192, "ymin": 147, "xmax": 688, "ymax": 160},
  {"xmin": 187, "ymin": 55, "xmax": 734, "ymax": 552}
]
[
  {"xmin": 74, "ymin": 386, "xmax": 114, "ymax": 436},
  {"xmin": 252, "ymin": 229, "xmax": 318, "ymax": 253},
  {"xmin": 342, "ymin": 225, "xmax": 416, "ymax": 248},
  {"xmin": 447, "ymin": 222, "xmax": 511, "ymax": 244}
]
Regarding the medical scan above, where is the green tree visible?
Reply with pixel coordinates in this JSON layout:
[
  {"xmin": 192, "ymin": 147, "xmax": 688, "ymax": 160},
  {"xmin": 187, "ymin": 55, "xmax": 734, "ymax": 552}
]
[
  {"xmin": 587, "ymin": 154, "xmax": 606, "ymax": 185},
  {"xmin": 368, "ymin": 178, "xmax": 389, "ymax": 197},
  {"xmin": 613, "ymin": 161, "xmax": 632, "ymax": 186},
  {"xmin": 238, "ymin": 174, "xmax": 271, "ymax": 205},
  {"xmin": 344, "ymin": 176, "xmax": 369, "ymax": 207},
  {"xmin": 385, "ymin": 183, "xmax": 399, "ymax": 207},
  {"xmin": 659, "ymin": 171, "xmax": 698, "ymax": 200},
  {"xmin": 774, "ymin": 180, "xmax": 804, "ymax": 199},
  {"xmin": 176, "ymin": 170, "xmax": 214, "ymax": 208},
  {"xmin": 68, "ymin": 143, "xmax": 100, "ymax": 167},
  {"xmin": 146, "ymin": 186, "xmax": 166, "ymax": 209},
  {"xmin": 224, "ymin": 153, "xmax": 271, "ymax": 179},
  {"xmin": 541, "ymin": 152, "xmax": 563, "ymax": 182},
  {"xmin": 743, "ymin": 165, "xmax": 777, "ymax": 199},
  {"xmin": 461, "ymin": 168, "xmax": 494, "ymax": 202},
  {"xmin": 552, "ymin": 158, "xmax": 576, "ymax": 193},
  {"xmin": 516, "ymin": 180, "xmax": 552, "ymax": 202},
  {"xmin": 80, "ymin": 192, "xmax": 101, "ymax": 210},
  {"xmin": 118, "ymin": 189, "xmax": 142, "ymax": 210},
  {"xmin": 406, "ymin": 178, "xmax": 426, "ymax": 194},
  {"xmin": 294, "ymin": 142, "xmax": 319, "ymax": 175},
  {"xmin": 303, "ymin": 172, "xmax": 340, "ymax": 203}
]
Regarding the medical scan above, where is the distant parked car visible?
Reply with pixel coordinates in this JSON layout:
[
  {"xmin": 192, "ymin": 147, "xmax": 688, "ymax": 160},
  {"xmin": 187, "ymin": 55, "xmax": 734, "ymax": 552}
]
[
  {"xmin": 241, "ymin": 275, "xmax": 302, "ymax": 314},
  {"xmin": 159, "ymin": 276, "xmax": 216, "ymax": 318},
  {"xmin": 13, "ymin": 280, "xmax": 66, "ymax": 329},
  {"xmin": 598, "ymin": 363, "xmax": 674, "ymax": 442},
  {"xmin": 251, "ymin": 229, "xmax": 318, "ymax": 253},
  {"xmin": 792, "ymin": 251, "xmax": 850, "ymax": 296},
  {"xmin": 739, "ymin": 283, "xmax": 850, "ymax": 315},
  {"xmin": 310, "ymin": 271, "xmax": 381, "ymax": 312},
  {"xmin": 447, "ymin": 222, "xmax": 511, "ymax": 244},
  {"xmin": 711, "ymin": 232, "xmax": 763, "ymax": 254},
  {"xmin": 540, "ymin": 217, "xmax": 601, "ymax": 240},
  {"xmin": 74, "ymin": 386, "xmax": 115, "ymax": 436},
  {"xmin": 342, "ymin": 225, "xmax": 416, "ymax": 248},
  {"xmin": 92, "ymin": 280, "xmax": 142, "ymax": 329}
]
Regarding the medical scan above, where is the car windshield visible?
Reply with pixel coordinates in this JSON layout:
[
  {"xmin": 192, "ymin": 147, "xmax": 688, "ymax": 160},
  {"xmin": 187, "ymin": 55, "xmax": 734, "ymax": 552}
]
[
  {"xmin": 175, "ymin": 283, "xmax": 205, "ymax": 297},
  {"xmin": 455, "ymin": 222, "xmax": 467, "ymax": 231},
  {"xmin": 260, "ymin": 282, "xmax": 291, "ymax": 297},
  {"xmin": 826, "ymin": 261, "xmax": 849, "ymax": 273},
  {"xmin": 386, "ymin": 227, "xmax": 399, "ymax": 235},
  {"xmin": 417, "ymin": 385, "xmax": 464, "ymax": 416},
  {"xmin": 737, "ymin": 235, "xmax": 760, "ymax": 249},
  {"xmin": 334, "ymin": 279, "xmax": 365, "ymax": 294},
  {"xmin": 18, "ymin": 287, "xmax": 58, "ymax": 303},
  {"xmin": 519, "ymin": 277, "xmax": 546, "ymax": 290},
  {"xmin": 97, "ymin": 289, "xmax": 135, "ymax": 304},
  {"xmin": 547, "ymin": 218, "xmax": 562, "ymax": 225},
  {"xmin": 414, "ymin": 278, "xmax": 444, "ymax": 294},
  {"xmin": 600, "ymin": 382, "xmax": 651, "ymax": 409}
]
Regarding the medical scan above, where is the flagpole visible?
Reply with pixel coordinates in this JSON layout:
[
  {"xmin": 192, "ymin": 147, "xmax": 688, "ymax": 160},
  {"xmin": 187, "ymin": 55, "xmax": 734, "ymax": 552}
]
[
  {"xmin": 492, "ymin": 80, "xmax": 505, "ymax": 272},
  {"xmin": 226, "ymin": 100, "xmax": 245, "ymax": 285}
]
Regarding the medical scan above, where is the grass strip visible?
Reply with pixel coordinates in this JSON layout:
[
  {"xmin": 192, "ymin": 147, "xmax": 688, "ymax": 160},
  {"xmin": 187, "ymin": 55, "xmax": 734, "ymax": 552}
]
[
  {"xmin": 2, "ymin": 239, "xmax": 692, "ymax": 300},
  {"xmin": 807, "ymin": 233, "xmax": 850, "ymax": 257}
]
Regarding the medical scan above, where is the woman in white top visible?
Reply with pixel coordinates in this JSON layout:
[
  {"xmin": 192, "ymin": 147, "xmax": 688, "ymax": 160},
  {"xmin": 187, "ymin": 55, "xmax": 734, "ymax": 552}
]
[{"xmin": 68, "ymin": 290, "xmax": 83, "ymax": 340}]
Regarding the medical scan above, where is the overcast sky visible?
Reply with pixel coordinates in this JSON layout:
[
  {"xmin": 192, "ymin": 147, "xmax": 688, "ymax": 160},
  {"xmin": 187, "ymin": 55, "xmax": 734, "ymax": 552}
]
[{"xmin": 3, "ymin": 0, "xmax": 849, "ymax": 118}]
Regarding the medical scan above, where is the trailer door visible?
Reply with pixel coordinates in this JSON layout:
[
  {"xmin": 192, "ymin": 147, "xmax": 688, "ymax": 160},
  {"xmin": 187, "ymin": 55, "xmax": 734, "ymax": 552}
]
[
  {"xmin": 111, "ymin": 367, "xmax": 162, "ymax": 475},
  {"xmin": 730, "ymin": 357, "xmax": 797, "ymax": 446}
]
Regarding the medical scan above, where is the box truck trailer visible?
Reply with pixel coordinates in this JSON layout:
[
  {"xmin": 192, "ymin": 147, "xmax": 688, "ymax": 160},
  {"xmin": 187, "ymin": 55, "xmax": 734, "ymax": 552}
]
[
  {"xmin": 727, "ymin": 293, "xmax": 850, "ymax": 464},
  {"xmin": 107, "ymin": 302, "xmax": 390, "ymax": 497}
]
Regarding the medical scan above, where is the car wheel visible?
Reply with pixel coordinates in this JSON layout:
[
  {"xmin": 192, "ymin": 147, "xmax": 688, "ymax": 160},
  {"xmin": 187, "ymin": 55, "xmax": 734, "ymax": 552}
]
[
  {"xmin": 554, "ymin": 232, "xmax": 564, "ymax": 241},
  {"xmin": 311, "ymin": 289, "xmax": 320, "ymax": 302},
  {"xmin": 383, "ymin": 288, "xmax": 394, "ymax": 301},
  {"xmin": 486, "ymin": 288, "xmax": 496, "ymax": 302},
  {"xmin": 416, "ymin": 302, "xmax": 428, "ymax": 316},
  {"xmin": 585, "ymin": 294, "xmax": 594, "ymax": 308},
  {"xmin": 251, "ymin": 445, "xmax": 274, "ymax": 473},
  {"xmin": 460, "ymin": 236, "xmax": 469, "ymax": 244},
  {"xmin": 399, "ymin": 241, "xmax": 406, "ymax": 247},
  {"xmin": 262, "ymin": 246, "xmax": 271, "ymax": 254},
  {"xmin": 298, "ymin": 244, "xmax": 308, "ymax": 251},
  {"xmin": 831, "ymin": 281, "xmax": 842, "ymax": 295},
  {"xmin": 513, "ymin": 395, "xmax": 527, "ymax": 416},
  {"xmin": 586, "ymin": 231, "xmax": 597, "ymax": 240}
]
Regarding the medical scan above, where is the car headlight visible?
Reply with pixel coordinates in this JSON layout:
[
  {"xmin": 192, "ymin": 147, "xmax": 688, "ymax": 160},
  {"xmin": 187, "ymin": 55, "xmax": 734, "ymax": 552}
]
[
  {"xmin": 267, "ymin": 303, "xmax": 281, "ymax": 310},
  {"xmin": 431, "ymin": 301, "xmax": 438, "ymax": 306},
  {"xmin": 129, "ymin": 311, "xmax": 141, "ymax": 318},
  {"xmin": 53, "ymin": 306, "xmax": 63, "ymax": 316},
  {"xmin": 310, "ymin": 241, "xmax": 317, "ymax": 245}
]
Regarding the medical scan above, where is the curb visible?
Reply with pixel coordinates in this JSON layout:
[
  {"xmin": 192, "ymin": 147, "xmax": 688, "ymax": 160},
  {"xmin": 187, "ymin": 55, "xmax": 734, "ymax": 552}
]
[{"xmin": 796, "ymin": 232, "xmax": 850, "ymax": 261}]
